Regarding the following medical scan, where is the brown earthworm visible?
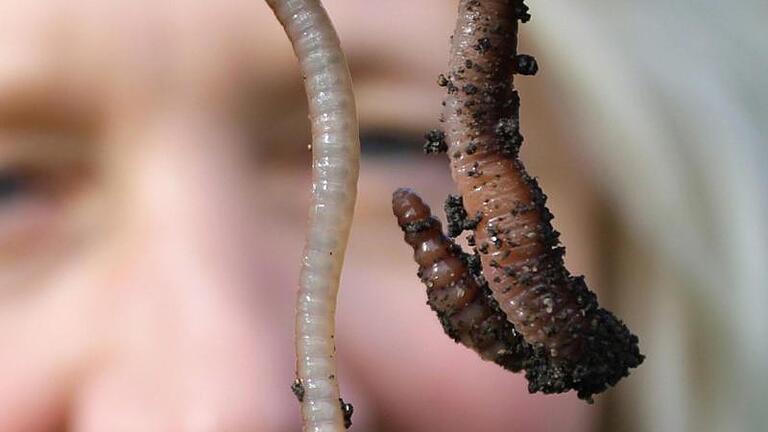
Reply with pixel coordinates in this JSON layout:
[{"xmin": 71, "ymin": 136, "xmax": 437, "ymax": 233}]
[
  {"xmin": 428, "ymin": 0, "xmax": 642, "ymax": 401},
  {"xmin": 266, "ymin": 0, "xmax": 359, "ymax": 430},
  {"xmin": 392, "ymin": 188, "xmax": 531, "ymax": 371}
]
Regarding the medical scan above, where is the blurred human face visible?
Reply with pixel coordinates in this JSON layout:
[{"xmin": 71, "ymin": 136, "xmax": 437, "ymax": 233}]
[{"xmin": 0, "ymin": 0, "xmax": 595, "ymax": 430}]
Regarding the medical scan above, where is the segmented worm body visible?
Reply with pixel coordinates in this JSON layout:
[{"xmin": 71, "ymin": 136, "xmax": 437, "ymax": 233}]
[
  {"xmin": 266, "ymin": 0, "xmax": 359, "ymax": 430},
  {"xmin": 403, "ymin": 0, "xmax": 643, "ymax": 401},
  {"xmin": 393, "ymin": 188, "xmax": 531, "ymax": 371}
]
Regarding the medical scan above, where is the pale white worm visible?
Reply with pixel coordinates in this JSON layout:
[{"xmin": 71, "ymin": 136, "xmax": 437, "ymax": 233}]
[{"xmin": 265, "ymin": 0, "xmax": 360, "ymax": 431}]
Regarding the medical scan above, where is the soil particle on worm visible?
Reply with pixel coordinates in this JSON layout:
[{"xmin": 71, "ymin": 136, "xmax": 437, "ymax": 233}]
[
  {"xmin": 292, "ymin": 378, "xmax": 353, "ymax": 428},
  {"xmin": 291, "ymin": 378, "xmax": 305, "ymax": 402},
  {"xmin": 513, "ymin": 2, "xmax": 531, "ymax": 22},
  {"xmin": 513, "ymin": 54, "xmax": 539, "ymax": 76},
  {"xmin": 444, "ymin": 194, "xmax": 482, "ymax": 238},
  {"xmin": 424, "ymin": 128, "xmax": 448, "ymax": 154},
  {"xmin": 427, "ymin": 0, "xmax": 644, "ymax": 401},
  {"xmin": 340, "ymin": 398, "xmax": 354, "ymax": 429}
]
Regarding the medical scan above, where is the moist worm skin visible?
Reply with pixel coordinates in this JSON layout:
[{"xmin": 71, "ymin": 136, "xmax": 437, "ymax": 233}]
[
  {"xmin": 437, "ymin": 0, "xmax": 643, "ymax": 400},
  {"xmin": 267, "ymin": 0, "xmax": 359, "ymax": 429},
  {"xmin": 393, "ymin": 188, "xmax": 530, "ymax": 371}
]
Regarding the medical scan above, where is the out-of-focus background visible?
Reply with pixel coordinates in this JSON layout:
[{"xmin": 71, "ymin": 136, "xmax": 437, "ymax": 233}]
[{"xmin": 0, "ymin": 0, "xmax": 765, "ymax": 431}]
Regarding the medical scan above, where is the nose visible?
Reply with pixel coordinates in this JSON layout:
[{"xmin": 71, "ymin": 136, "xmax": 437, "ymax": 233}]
[{"xmin": 71, "ymin": 115, "xmax": 300, "ymax": 431}]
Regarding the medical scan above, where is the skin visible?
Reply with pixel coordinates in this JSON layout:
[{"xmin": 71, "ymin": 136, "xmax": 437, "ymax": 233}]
[{"xmin": 0, "ymin": 0, "xmax": 598, "ymax": 430}]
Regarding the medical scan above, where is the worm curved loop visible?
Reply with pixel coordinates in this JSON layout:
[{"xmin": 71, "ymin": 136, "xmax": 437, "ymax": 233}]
[{"xmin": 435, "ymin": 0, "xmax": 643, "ymax": 400}]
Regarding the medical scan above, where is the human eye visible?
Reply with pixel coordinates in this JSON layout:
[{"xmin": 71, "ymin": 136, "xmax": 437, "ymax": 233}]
[
  {"xmin": 0, "ymin": 138, "xmax": 93, "ymax": 256},
  {"xmin": 0, "ymin": 165, "xmax": 58, "ymax": 238},
  {"xmin": 360, "ymin": 129, "xmax": 423, "ymax": 157},
  {"xmin": 0, "ymin": 168, "xmax": 35, "ymax": 204}
]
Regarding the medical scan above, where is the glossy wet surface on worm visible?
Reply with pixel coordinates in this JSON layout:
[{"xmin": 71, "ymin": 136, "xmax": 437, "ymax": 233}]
[
  {"xmin": 397, "ymin": 0, "xmax": 643, "ymax": 401},
  {"xmin": 266, "ymin": 0, "xmax": 360, "ymax": 429},
  {"xmin": 393, "ymin": 188, "xmax": 531, "ymax": 371}
]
